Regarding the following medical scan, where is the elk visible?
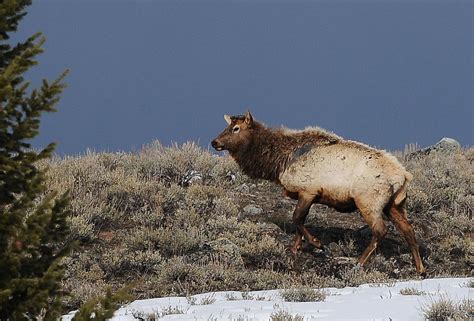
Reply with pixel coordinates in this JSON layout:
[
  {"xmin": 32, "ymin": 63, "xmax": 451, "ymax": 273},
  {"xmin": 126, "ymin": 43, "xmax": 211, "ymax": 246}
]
[{"xmin": 211, "ymin": 111, "xmax": 425, "ymax": 275}]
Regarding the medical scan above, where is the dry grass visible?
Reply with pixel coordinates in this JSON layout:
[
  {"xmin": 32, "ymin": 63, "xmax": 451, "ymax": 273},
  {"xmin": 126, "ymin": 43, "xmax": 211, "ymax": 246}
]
[
  {"xmin": 399, "ymin": 287, "xmax": 426, "ymax": 296},
  {"xmin": 132, "ymin": 305, "xmax": 188, "ymax": 320},
  {"xmin": 422, "ymin": 295, "xmax": 473, "ymax": 320},
  {"xmin": 280, "ymin": 287, "xmax": 327, "ymax": 302},
  {"xmin": 41, "ymin": 141, "xmax": 473, "ymax": 311},
  {"xmin": 270, "ymin": 310, "xmax": 304, "ymax": 321}
]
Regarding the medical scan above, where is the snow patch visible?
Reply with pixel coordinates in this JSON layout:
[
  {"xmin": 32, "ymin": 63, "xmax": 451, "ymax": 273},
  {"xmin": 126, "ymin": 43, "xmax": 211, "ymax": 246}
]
[{"xmin": 62, "ymin": 277, "xmax": 472, "ymax": 321}]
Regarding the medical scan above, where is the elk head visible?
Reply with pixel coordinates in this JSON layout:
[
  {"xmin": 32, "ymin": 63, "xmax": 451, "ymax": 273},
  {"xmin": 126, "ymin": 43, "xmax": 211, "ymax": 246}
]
[{"xmin": 211, "ymin": 111, "xmax": 255, "ymax": 154}]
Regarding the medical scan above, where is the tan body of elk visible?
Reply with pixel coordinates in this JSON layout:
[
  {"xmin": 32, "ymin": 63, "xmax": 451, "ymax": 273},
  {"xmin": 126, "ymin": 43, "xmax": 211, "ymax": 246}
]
[{"xmin": 211, "ymin": 112, "xmax": 425, "ymax": 275}]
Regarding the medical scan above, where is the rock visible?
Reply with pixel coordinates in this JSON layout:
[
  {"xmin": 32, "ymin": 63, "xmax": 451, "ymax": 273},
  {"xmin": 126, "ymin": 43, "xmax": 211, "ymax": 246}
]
[
  {"xmin": 181, "ymin": 170, "xmax": 202, "ymax": 186},
  {"xmin": 237, "ymin": 183, "xmax": 250, "ymax": 193},
  {"xmin": 328, "ymin": 242, "xmax": 341, "ymax": 256},
  {"xmin": 225, "ymin": 171, "xmax": 237, "ymax": 182},
  {"xmin": 333, "ymin": 256, "xmax": 359, "ymax": 266},
  {"xmin": 243, "ymin": 204, "xmax": 263, "ymax": 215},
  {"xmin": 407, "ymin": 137, "xmax": 461, "ymax": 159},
  {"xmin": 256, "ymin": 222, "xmax": 281, "ymax": 233}
]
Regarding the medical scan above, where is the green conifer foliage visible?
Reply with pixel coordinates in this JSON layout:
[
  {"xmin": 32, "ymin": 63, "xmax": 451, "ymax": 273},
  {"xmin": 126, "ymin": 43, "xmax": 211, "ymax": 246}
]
[
  {"xmin": 71, "ymin": 288, "xmax": 132, "ymax": 321},
  {"xmin": 0, "ymin": 1, "xmax": 71, "ymax": 319}
]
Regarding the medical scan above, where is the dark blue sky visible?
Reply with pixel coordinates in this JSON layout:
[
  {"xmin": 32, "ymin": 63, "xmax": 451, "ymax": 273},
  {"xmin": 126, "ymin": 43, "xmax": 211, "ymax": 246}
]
[{"xmin": 16, "ymin": 0, "xmax": 472, "ymax": 154}]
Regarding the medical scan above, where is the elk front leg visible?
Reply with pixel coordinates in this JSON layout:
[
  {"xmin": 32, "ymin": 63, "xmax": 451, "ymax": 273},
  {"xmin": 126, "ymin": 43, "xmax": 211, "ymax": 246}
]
[
  {"xmin": 291, "ymin": 193, "xmax": 323, "ymax": 254},
  {"xmin": 291, "ymin": 231, "xmax": 303, "ymax": 256}
]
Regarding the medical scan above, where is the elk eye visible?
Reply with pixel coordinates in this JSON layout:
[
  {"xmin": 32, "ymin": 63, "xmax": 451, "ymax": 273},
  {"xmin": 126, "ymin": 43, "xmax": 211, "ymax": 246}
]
[{"xmin": 232, "ymin": 126, "xmax": 240, "ymax": 133}]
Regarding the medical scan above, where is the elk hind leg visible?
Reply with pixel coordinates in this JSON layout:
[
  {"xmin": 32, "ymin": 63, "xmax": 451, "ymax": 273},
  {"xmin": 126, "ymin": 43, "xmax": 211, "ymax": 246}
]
[
  {"xmin": 358, "ymin": 209, "xmax": 387, "ymax": 265},
  {"xmin": 388, "ymin": 202, "xmax": 426, "ymax": 275}
]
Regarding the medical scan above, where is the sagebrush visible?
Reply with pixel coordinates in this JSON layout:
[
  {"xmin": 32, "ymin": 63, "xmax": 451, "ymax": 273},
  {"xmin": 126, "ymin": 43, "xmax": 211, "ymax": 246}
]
[{"xmin": 40, "ymin": 142, "xmax": 472, "ymax": 310}]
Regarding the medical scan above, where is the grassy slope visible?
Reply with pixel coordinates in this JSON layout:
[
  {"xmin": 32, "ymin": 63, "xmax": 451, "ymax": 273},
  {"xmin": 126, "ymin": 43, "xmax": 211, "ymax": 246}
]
[{"xmin": 42, "ymin": 142, "xmax": 473, "ymax": 310}]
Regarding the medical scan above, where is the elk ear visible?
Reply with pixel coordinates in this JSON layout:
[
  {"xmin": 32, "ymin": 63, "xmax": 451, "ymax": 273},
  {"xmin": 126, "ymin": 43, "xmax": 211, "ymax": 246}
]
[
  {"xmin": 224, "ymin": 114, "xmax": 232, "ymax": 125},
  {"xmin": 245, "ymin": 111, "xmax": 253, "ymax": 125}
]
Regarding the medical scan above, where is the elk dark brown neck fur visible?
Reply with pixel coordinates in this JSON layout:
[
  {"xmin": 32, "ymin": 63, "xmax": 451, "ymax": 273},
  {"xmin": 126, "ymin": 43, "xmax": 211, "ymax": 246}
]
[{"xmin": 230, "ymin": 121, "xmax": 340, "ymax": 183}]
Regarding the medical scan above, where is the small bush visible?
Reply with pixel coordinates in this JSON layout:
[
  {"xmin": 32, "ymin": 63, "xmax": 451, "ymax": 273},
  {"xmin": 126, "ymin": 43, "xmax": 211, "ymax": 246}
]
[
  {"xmin": 328, "ymin": 238, "xmax": 358, "ymax": 257},
  {"xmin": 134, "ymin": 305, "xmax": 188, "ymax": 320},
  {"xmin": 239, "ymin": 291, "xmax": 267, "ymax": 301},
  {"xmin": 131, "ymin": 310, "xmax": 158, "ymax": 321},
  {"xmin": 280, "ymin": 286, "xmax": 326, "ymax": 302},
  {"xmin": 422, "ymin": 295, "xmax": 473, "ymax": 321},
  {"xmin": 101, "ymin": 247, "xmax": 163, "ymax": 277},
  {"xmin": 467, "ymin": 280, "xmax": 474, "ymax": 288},
  {"xmin": 399, "ymin": 287, "xmax": 426, "ymax": 295},
  {"xmin": 339, "ymin": 266, "xmax": 391, "ymax": 287},
  {"xmin": 225, "ymin": 293, "xmax": 240, "ymax": 301},
  {"xmin": 198, "ymin": 293, "xmax": 216, "ymax": 305},
  {"xmin": 270, "ymin": 310, "xmax": 304, "ymax": 321},
  {"xmin": 186, "ymin": 295, "xmax": 197, "ymax": 305},
  {"xmin": 157, "ymin": 305, "xmax": 188, "ymax": 317}
]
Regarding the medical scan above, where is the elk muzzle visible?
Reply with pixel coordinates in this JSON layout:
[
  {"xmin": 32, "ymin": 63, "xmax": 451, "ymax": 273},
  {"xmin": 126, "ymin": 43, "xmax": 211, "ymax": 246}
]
[{"xmin": 211, "ymin": 139, "xmax": 224, "ymax": 151}]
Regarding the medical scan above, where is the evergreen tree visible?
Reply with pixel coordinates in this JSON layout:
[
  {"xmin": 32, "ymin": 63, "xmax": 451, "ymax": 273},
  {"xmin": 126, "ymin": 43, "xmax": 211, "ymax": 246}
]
[
  {"xmin": 0, "ymin": 0, "xmax": 72, "ymax": 319},
  {"xmin": 71, "ymin": 287, "xmax": 132, "ymax": 321}
]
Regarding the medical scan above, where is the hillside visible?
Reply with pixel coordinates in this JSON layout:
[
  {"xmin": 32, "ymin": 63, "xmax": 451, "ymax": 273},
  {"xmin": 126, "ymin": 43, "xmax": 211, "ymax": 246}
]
[{"xmin": 41, "ymin": 141, "xmax": 473, "ymax": 310}]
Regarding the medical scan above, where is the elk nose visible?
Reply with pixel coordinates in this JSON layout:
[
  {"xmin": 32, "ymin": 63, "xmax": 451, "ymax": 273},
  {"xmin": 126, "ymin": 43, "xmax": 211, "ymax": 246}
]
[{"xmin": 211, "ymin": 139, "xmax": 223, "ymax": 151}]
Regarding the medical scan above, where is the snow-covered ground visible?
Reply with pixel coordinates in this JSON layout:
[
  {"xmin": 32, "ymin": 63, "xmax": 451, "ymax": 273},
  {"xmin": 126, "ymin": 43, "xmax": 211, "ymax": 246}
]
[{"xmin": 63, "ymin": 278, "xmax": 472, "ymax": 321}]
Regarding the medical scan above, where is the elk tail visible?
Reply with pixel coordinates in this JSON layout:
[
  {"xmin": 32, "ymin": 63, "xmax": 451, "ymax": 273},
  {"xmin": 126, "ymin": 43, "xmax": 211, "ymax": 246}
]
[{"xmin": 393, "ymin": 172, "xmax": 413, "ymax": 206}]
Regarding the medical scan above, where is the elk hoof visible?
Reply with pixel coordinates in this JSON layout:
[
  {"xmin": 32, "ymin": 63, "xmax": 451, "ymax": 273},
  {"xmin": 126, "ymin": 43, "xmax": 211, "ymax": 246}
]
[
  {"xmin": 290, "ymin": 246, "xmax": 300, "ymax": 257},
  {"xmin": 320, "ymin": 245, "xmax": 331, "ymax": 257},
  {"xmin": 307, "ymin": 237, "xmax": 322, "ymax": 248}
]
